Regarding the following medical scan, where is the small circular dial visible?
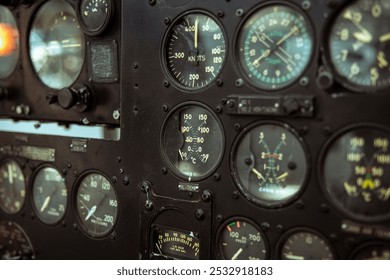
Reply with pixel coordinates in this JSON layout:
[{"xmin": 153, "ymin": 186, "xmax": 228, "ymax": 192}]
[
  {"xmin": 161, "ymin": 103, "xmax": 224, "ymax": 181},
  {"xmin": 279, "ymin": 229, "xmax": 335, "ymax": 260},
  {"xmin": 0, "ymin": 160, "xmax": 25, "ymax": 214},
  {"xmin": 75, "ymin": 172, "xmax": 118, "ymax": 237},
  {"xmin": 0, "ymin": 221, "xmax": 34, "ymax": 260},
  {"xmin": 320, "ymin": 126, "xmax": 390, "ymax": 222},
  {"xmin": 217, "ymin": 218, "xmax": 267, "ymax": 260},
  {"xmin": 29, "ymin": 0, "xmax": 85, "ymax": 90},
  {"xmin": 351, "ymin": 243, "xmax": 390, "ymax": 259},
  {"xmin": 328, "ymin": 0, "xmax": 390, "ymax": 91},
  {"xmin": 231, "ymin": 122, "xmax": 308, "ymax": 207},
  {"xmin": 0, "ymin": 6, "xmax": 19, "ymax": 79},
  {"xmin": 32, "ymin": 166, "xmax": 67, "ymax": 225},
  {"xmin": 164, "ymin": 12, "xmax": 226, "ymax": 90},
  {"xmin": 77, "ymin": 0, "xmax": 113, "ymax": 36},
  {"xmin": 237, "ymin": 4, "xmax": 313, "ymax": 90}
]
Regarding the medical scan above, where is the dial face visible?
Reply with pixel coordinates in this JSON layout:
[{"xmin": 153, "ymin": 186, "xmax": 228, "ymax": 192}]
[
  {"xmin": 231, "ymin": 123, "xmax": 308, "ymax": 207},
  {"xmin": 0, "ymin": 160, "xmax": 25, "ymax": 214},
  {"xmin": 161, "ymin": 103, "xmax": 224, "ymax": 181},
  {"xmin": 29, "ymin": 0, "xmax": 85, "ymax": 90},
  {"xmin": 217, "ymin": 218, "xmax": 267, "ymax": 260},
  {"xmin": 0, "ymin": 6, "xmax": 19, "ymax": 79},
  {"xmin": 164, "ymin": 12, "xmax": 226, "ymax": 90},
  {"xmin": 151, "ymin": 226, "xmax": 200, "ymax": 260},
  {"xmin": 321, "ymin": 127, "xmax": 390, "ymax": 221},
  {"xmin": 237, "ymin": 5, "xmax": 313, "ymax": 90},
  {"xmin": 32, "ymin": 166, "xmax": 67, "ymax": 225},
  {"xmin": 351, "ymin": 244, "xmax": 390, "ymax": 259},
  {"xmin": 0, "ymin": 221, "xmax": 34, "ymax": 260},
  {"xmin": 75, "ymin": 172, "xmax": 118, "ymax": 237},
  {"xmin": 328, "ymin": 0, "xmax": 390, "ymax": 91},
  {"xmin": 279, "ymin": 229, "xmax": 335, "ymax": 260},
  {"xmin": 78, "ymin": 0, "xmax": 113, "ymax": 35}
]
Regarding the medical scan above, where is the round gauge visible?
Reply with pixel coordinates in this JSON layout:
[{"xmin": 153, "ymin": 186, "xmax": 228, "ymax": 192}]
[
  {"xmin": 29, "ymin": 0, "xmax": 85, "ymax": 90},
  {"xmin": 0, "ymin": 159, "xmax": 25, "ymax": 214},
  {"xmin": 0, "ymin": 221, "xmax": 34, "ymax": 260},
  {"xmin": 77, "ymin": 0, "xmax": 114, "ymax": 36},
  {"xmin": 32, "ymin": 166, "xmax": 67, "ymax": 225},
  {"xmin": 161, "ymin": 102, "xmax": 224, "ymax": 181},
  {"xmin": 75, "ymin": 172, "xmax": 118, "ymax": 237},
  {"xmin": 350, "ymin": 243, "xmax": 390, "ymax": 259},
  {"xmin": 236, "ymin": 4, "xmax": 313, "ymax": 90},
  {"xmin": 163, "ymin": 11, "xmax": 226, "ymax": 91},
  {"xmin": 278, "ymin": 229, "xmax": 335, "ymax": 260},
  {"xmin": 231, "ymin": 122, "xmax": 309, "ymax": 208},
  {"xmin": 151, "ymin": 226, "xmax": 200, "ymax": 260},
  {"xmin": 320, "ymin": 126, "xmax": 390, "ymax": 222},
  {"xmin": 217, "ymin": 218, "xmax": 267, "ymax": 260},
  {"xmin": 328, "ymin": 0, "xmax": 390, "ymax": 91},
  {"xmin": 0, "ymin": 6, "xmax": 19, "ymax": 79}
]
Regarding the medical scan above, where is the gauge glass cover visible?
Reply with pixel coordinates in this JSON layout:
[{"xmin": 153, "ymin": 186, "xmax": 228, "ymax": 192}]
[
  {"xmin": 0, "ymin": 6, "xmax": 19, "ymax": 79},
  {"xmin": 321, "ymin": 127, "xmax": 390, "ymax": 222},
  {"xmin": 231, "ymin": 123, "xmax": 308, "ymax": 207},
  {"xmin": 32, "ymin": 167, "xmax": 67, "ymax": 225},
  {"xmin": 76, "ymin": 172, "xmax": 118, "ymax": 237},
  {"xmin": 328, "ymin": 0, "xmax": 390, "ymax": 91},
  {"xmin": 161, "ymin": 103, "xmax": 224, "ymax": 181},
  {"xmin": 351, "ymin": 243, "xmax": 390, "ymax": 259},
  {"xmin": 0, "ymin": 221, "xmax": 34, "ymax": 260},
  {"xmin": 164, "ymin": 12, "xmax": 226, "ymax": 91},
  {"xmin": 0, "ymin": 160, "xmax": 25, "ymax": 214},
  {"xmin": 237, "ymin": 4, "xmax": 313, "ymax": 90},
  {"xmin": 78, "ymin": 0, "xmax": 113, "ymax": 35},
  {"xmin": 29, "ymin": 0, "xmax": 85, "ymax": 90}
]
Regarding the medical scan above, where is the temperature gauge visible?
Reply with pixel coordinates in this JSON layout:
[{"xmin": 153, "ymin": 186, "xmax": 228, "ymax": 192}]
[{"xmin": 77, "ymin": 0, "xmax": 114, "ymax": 36}]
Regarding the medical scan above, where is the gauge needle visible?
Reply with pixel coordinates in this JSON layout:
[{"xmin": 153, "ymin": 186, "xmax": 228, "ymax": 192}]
[
  {"xmin": 252, "ymin": 168, "xmax": 265, "ymax": 181},
  {"xmin": 179, "ymin": 149, "xmax": 184, "ymax": 160},
  {"xmin": 40, "ymin": 196, "xmax": 51, "ymax": 213},
  {"xmin": 353, "ymin": 32, "xmax": 372, "ymax": 43},
  {"xmin": 252, "ymin": 49, "xmax": 271, "ymax": 67},
  {"xmin": 276, "ymin": 25, "xmax": 298, "ymax": 46},
  {"xmin": 284, "ymin": 253, "xmax": 304, "ymax": 260},
  {"xmin": 344, "ymin": 11, "xmax": 372, "ymax": 43},
  {"xmin": 380, "ymin": 33, "xmax": 390, "ymax": 43},
  {"xmin": 85, "ymin": 205, "xmax": 97, "ymax": 221},
  {"xmin": 194, "ymin": 18, "xmax": 199, "ymax": 49},
  {"xmin": 231, "ymin": 248, "xmax": 244, "ymax": 260},
  {"xmin": 276, "ymin": 172, "xmax": 289, "ymax": 181},
  {"xmin": 8, "ymin": 164, "xmax": 13, "ymax": 184}
]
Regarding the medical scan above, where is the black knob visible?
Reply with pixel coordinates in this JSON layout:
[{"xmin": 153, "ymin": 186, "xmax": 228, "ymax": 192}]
[
  {"xmin": 282, "ymin": 98, "xmax": 300, "ymax": 115},
  {"xmin": 58, "ymin": 88, "xmax": 78, "ymax": 109}
]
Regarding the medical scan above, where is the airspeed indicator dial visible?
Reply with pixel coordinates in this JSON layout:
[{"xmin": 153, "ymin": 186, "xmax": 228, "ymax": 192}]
[{"xmin": 164, "ymin": 12, "xmax": 226, "ymax": 91}]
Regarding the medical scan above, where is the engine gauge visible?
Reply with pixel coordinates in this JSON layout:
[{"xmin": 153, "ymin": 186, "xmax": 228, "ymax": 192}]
[
  {"xmin": 0, "ymin": 6, "xmax": 19, "ymax": 79},
  {"xmin": 328, "ymin": 0, "xmax": 390, "ymax": 91},
  {"xmin": 236, "ymin": 4, "xmax": 313, "ymax": 90},
  {"xmin": 350, "ymin": 243, "xmax": 390, "ymax": 259},
  {"xmin": 231, "ymin": 122, "xmax": 309, "ymax": 208},
  {"xmin": 151, "ymin": 225, "xmax": 200, "ymax": 260},
  {"xmin": 32, "ymin": 166, "xmax": 67, "ymax": 225},
  {"xmin": 0, "ymin": 221, "xmax": 34, "ymax": 260},
  {"xmin": 0, "ymin": 159, "xmax": 25, "ymax": 214},
  {"xmin": 29, "ymin": 0, "xmax": 85, "ymax": 90},
  {"xmin": 163, "ymin": 11, "xmax": 226, "ymax": 91},
  {"xmin": 217, "ymin": 218, "xmax": 267, "ymax": 260},
  {"xmin": 278, "ymin": 228, "xmax": 335, "ymax": 260},
  {"xmin": 77, "ymin": 0, "xmax": 114, "ymax": 36},
  {"xmin": 320, "ymin": 125, "xmax": 390, "ymax": 222},
  {"xmin": 75, "ymin": 172, "xmax": 118, "ymax": 238},
  {"xmin": 161, "ymin": 102, "xmax": 224, "ymax": 181}
]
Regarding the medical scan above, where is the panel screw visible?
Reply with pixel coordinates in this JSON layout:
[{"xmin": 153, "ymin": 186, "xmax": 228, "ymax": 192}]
[
  {"xmin": 148, "ymin": 0, "xmax": 156, "ymax": 6},
  {"xmin": 234, "ymin": 123, "xmax": 241, "ymax": 131},
  {"xmin": 145, "ymin": 200, "xmax": 154, "ymax": 210},
  {"xmin": 141, "ymin": 181, "xmax": 152, "ymax": 192},
  {"xmin": 111, "ymin": 176, "xmax": 117, "ymax": 183},
  {"xmin": 276, "ymin": 224, "xmax": 284, "ymax": 233},
  {"xmin": 217, "ymin": 11, "xmax": 224, "ymax": 18},
  {"xmin": 216, "ymin": 78, "xmax": 223, "ymax": 86},
  {"xmin": 236, "ymin": 9, "xmax": 244, "ymax": 17},
  {"xmin": 122, "ymin": 176, "xmax": 130, "ymax": 186},
  {"xmin": 161, "ymin": 167, "xmax": 168, "ymax": 174},
  {"xmin": 235, "ymin": 78, "xmax": 244, "ymax": 87},
  {"xmin": 261, "ymin": 222, "xmax": 270, "ymax": 231},
  {"xmin": 302, "ymin": 0, "xmax": 311, "ymax": 10},
  {"xmin": 296, "ymin": 200, "xmax": 305, "ymax": 209},
  {"xmin": 215, "ymin": 106, "xmax": 222, "ymax": 113},
  {"xmin": 213, "ymin": 173, "xmax": 220, "ymax": 181},
  {"xmin": 201, "ymin": 190, "xmax": 212, "ymax": 202},
  {"xmin": 232, "ymin": 191, "xmax": 239, "ymax": 199},
  {"xmin": 300, "ymin": 76, "xmax": 310, "ymax": 87},
  {"xmin": 164, "ymin": 17, "xmax": 171, "ymax": 25},
  {"xmin": 217, "ymin": 215, "xmax": 223, "ymax": 222},
  {"xmin": 162, "ymin": 104, "xmax": 169, "ymax": 111},
  {"xmin": 195, "ymin": 209, "xmax": 205, "ymax": 220},
  {"xmin": 113, "ymin": 110, "xmax": 121, "ymax": 120},
  {"xmin": 163, "ymin": 80, "xmax": 170, "ymax": 87}
]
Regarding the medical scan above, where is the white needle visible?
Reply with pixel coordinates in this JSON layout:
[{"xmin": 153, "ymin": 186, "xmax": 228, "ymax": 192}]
[
  {"xmin": 284, "ymin": 254, "xmax": 305, "ymax": 260},
  {"xmin": 252, "ymin": 168, "xmax": 265, "ymax": 181},
  {"xmin": 194, "ymin": 18, "xmax": 199, "ymax": 49},
  {"xmin": 380, "ymin": 33, "xmax": 390, "ymax": 43},
  {"xmin": 85, "ymin": 205, "xmax": 97, "ymax": 221},
  {"xmin": 231, "ymin": 248, "xmax": 244, "ymax": 260},
  {"xmin": 276, "ymin": 172, "xmax": 289, "ymax": 181},
  {"xmin": 8, "ymin": 164, "xmax": 13, "ymax": 184},
  {"xmin": 40, "ymin": 196, "xmax": 51, "ymax": 213}
]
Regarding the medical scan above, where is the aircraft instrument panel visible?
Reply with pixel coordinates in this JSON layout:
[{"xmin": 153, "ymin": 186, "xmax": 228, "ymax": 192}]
[{"xmin": 0, "ymin": 0, "xmax": 390, "ymax": 260}]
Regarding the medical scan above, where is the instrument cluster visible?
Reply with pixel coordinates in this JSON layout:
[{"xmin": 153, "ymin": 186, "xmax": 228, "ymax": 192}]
[{"xmin": 1, "ymin": 0, "xmax": 390, "ymax": 259}]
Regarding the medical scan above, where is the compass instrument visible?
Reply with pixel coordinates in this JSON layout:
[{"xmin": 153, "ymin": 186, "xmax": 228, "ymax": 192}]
[
  {"xmin": 163, "ymin": 11, "xmax": 226, "ymax": 91},
  {"xmin": 29, "ymin": 0, "xmax": 85, "ymax": 90},
  {"xmin": 236, "ymin": 4, "xmax": 313, "ymax": 90},
  {"xmin": 161, "ymin": 102, "xmax": 224, "ymax": 181},
  {"xmin": 320, "ymin": 126, "xmax": 390, "ymax": 222},
  {"xmin": 75, "ymin": 172, "xmax": 118, "ymax": 237},
  {"xmin": 217, "ymin": 218, "xmax": 267, "ymax": 260},
  {"xmin": 0, "ymin": 159, "xmax": 25, "ymax": 214},
  {"xmin": 231, "ymin": 122, "xmax": 308, "ymax": 208},
  {"xmin": 0, "ymin": 6, "xmax": 19, "ymax": 79},
  {"xmin": 77, "ymin": 0, "xmax": 114, "ymax": 36},
  {"xmin": 328, "ymin": 0, "xmax": 390, "ymax": 91}
]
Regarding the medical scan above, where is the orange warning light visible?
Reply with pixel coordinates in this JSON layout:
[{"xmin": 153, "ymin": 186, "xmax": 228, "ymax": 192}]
[{"xmin": 0, "ymin": 23, "xmax": 17, "ymax": 57}]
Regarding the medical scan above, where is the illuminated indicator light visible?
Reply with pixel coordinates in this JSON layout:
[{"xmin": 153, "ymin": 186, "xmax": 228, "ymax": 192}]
[{"xmin": 0, "ymin": 23, "xmax": 17, "ymax": 56}]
